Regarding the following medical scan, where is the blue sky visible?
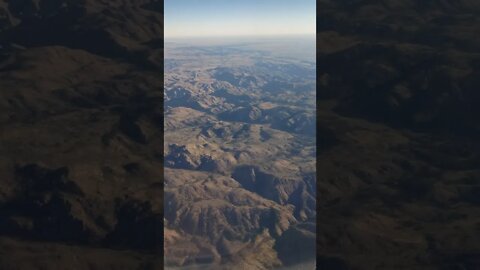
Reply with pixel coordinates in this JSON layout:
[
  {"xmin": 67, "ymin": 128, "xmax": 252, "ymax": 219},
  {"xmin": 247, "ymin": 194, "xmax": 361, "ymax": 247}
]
[{"xmin": 165, "ymin": 0, "xmax": 316, "ymax": 38}]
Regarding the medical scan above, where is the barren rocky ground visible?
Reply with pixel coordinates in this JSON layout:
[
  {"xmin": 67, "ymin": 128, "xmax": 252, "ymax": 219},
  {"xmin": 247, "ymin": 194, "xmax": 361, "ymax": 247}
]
[
  {"xmin": 316, "ymin": 1, "xmax": 480, "ymax": 269},
  {"xmin": 163, "ymin": 38, "xmax": 316, "ymax": 269},
  {"xmin": 0, "ymin": 0, "xmax": 164, "ymax": 269},
  {"xmin": 0, "ymin": 0, "xmax": 478, "ymax": 270}
]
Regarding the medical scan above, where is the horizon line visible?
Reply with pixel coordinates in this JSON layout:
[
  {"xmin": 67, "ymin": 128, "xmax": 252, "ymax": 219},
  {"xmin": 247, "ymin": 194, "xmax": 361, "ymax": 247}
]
[{"xmin": 165, "ymin": 33, "xmax": 316, "ymax": 39}]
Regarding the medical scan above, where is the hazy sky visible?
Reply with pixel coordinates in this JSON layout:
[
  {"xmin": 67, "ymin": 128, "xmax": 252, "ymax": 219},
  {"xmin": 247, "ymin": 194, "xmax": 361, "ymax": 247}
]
[{"xmin": 165, "ymin": 0, "xmax": 316, "ymax": 38}]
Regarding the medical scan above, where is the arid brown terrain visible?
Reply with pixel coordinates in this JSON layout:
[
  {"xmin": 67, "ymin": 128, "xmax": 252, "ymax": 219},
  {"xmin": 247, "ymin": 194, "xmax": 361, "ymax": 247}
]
[
  {"xmin": 0, "ymin": 0, "xmax": 164, "ymax": 269},
  {"xmin": 317, "ymin": 1, "xmax": 480, "ymax": 269},
  {"xmin": 0, "ymin": 0, "xmax": 479, "ymax": 270},
  {"xmin": 163, "ymin": 38, "xmax": 316, "ymax": 269}
]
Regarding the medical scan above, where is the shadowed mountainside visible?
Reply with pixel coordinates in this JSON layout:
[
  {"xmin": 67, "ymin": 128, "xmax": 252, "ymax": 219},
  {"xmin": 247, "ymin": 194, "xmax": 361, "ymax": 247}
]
[
  {"xmin": 163, "ymin": 38, "xmax": 316, "ymax": 269},
  {"xmin": 317, "ymin": 1, "xmax": 480, "ymax": 269},
  {"xmin": 0, "ymin": 0, "xmax": 164, "ymax": 269},
  {"xmin": 0, "ymin": 0, "xmax": 479, "ymax": 269}
]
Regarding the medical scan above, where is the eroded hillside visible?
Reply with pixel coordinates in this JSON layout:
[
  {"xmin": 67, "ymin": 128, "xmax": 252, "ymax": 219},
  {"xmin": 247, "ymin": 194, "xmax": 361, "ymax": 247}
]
[
  {"xmin": 0, "ymin": 0, "xmax": 164, "ymax": 269},
  {"xmin": 164, "ymin": 39, "xmax": 316, "ymax": 269},
  {"xmin": 316, "ymin": 0, "xmax": 480, "ymax": 269}
]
